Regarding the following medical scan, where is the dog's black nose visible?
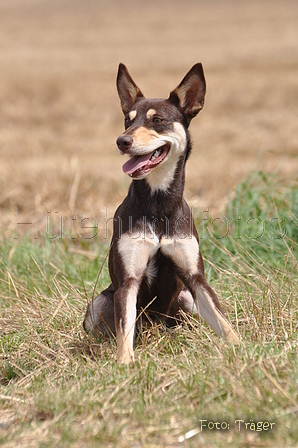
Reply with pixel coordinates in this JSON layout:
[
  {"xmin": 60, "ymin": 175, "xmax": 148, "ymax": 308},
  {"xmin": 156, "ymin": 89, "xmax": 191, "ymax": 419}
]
[{"xmin": 116, "ymin": 135, "xmax": 133, "ymax": 153}]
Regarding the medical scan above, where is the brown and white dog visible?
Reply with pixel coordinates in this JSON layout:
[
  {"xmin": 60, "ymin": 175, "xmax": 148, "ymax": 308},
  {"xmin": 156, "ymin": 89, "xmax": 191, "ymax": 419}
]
[{"xmin": 83, "ymin": 63, "xmax": 239, "ymax": 364}]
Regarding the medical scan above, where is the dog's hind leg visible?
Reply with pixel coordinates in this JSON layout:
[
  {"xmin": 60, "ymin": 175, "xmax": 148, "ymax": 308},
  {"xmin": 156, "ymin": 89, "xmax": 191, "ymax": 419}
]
[
  {"xmin": 165, "ymin": 289, "xmax": 198, "ymax": 323},
  {"xmin": 83, "ymin": 284, "xmax": 115, "ymax": 336},
  {"xmin": 166, "ymin": 289, "xmax": 238, "ymax": 345},
  {"xmin": 175, "ymin": 278, "xmax": 239, "ymax": 343},
  {"xmin": 177, "ymin": 289, "xmax": 199, "ymax": 315},
  {"xmin": 163, "ymin": 288, "xmax": 199, "ymax": 327},
  {"xmin": 191, "ymin": 278, "xmax": 239, "ymax": 343}
]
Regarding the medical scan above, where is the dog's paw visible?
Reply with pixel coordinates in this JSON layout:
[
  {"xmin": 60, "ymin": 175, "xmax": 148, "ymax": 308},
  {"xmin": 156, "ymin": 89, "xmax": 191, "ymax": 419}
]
[{"xmin": 117, "ymin": 343, "xmax": 135, "ymax": 365}]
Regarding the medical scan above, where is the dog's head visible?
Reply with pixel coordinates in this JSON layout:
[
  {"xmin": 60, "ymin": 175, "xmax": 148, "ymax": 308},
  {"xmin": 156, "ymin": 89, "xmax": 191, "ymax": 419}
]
[{"xmin": 116, "ymin": 63, "xmax": 206, "ymax": 192}]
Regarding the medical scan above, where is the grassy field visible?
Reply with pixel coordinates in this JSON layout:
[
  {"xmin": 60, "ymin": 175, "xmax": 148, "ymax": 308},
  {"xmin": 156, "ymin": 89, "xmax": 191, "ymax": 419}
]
[
  {"xmin": 1, "ymin": 0, "xmax": 298, "ymax": 446},
  {"xmin": 1, "ymin": 171, "xmax": 298, "ymax": 447}
]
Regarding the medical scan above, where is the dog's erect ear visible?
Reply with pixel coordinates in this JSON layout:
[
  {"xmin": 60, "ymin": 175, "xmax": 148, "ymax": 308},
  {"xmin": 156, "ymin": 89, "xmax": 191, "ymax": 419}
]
[
  {"xmin": 169, "ymin": 63, "xmax": 206, "ymax": 123},
  {"xmin": 116, "ymin": 63, "xmax": 144, "ymax": 115}
]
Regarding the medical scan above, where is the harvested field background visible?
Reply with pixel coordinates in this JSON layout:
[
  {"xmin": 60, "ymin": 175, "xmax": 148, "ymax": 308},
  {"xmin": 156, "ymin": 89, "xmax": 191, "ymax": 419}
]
[{"xmin": 0, "ymin": 0, "xmax": 298, "ymax": 237}]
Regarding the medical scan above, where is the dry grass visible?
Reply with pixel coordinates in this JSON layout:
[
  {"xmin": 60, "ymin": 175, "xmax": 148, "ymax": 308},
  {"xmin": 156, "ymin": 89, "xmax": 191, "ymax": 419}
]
[
  {"xmin": 1, "ymin": 171, "xmax": 298, "ymax": 446},
  {"xmin": 0, "ymin": 227, "xmax": 297, "ymax": 447}
]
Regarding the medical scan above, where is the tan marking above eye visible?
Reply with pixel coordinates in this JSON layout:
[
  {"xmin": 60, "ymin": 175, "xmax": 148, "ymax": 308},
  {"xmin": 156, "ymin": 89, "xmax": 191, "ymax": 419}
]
[
  {"xmin": 129, "ymin": 110, "xmax": 137, "ymax": 120},
  {"xmin": 146, "ymin": 109, "xmax": 157, "ymax": 119}
]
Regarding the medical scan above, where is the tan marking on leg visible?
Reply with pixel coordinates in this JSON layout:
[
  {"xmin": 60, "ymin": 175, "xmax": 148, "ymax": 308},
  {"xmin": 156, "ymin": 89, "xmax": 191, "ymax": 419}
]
[
  {"xmin": 195, "ymin": 286, "xmax": 239, "ymax": 343},
  {"xmin": 146, "ymin": 108, "xmax": 157, "ymax": 119},
  {"xmin": 116, "ymin": 284, "xmax": 138, "ymax": 364},
  {"xmin": 116, "ymin": 231, "xmax": 160, "ymax": 363}
]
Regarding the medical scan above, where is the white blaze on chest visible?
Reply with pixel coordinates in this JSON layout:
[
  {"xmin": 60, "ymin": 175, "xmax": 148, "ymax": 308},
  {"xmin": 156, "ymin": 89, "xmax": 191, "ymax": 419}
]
[
  {"xmin": 160, "ymin": 235, "xmax": 199, "ymax": 275},
  {"xmin": 118, "ymin": 230, "xmax": 160, "ymax": 280},
  {"xmin": 118, "ymin": 229, "xmax": 199, "ymax": 281},
  {"xmin": 145, "ymin": 256, "xmax": 158, "ymax": 286}
]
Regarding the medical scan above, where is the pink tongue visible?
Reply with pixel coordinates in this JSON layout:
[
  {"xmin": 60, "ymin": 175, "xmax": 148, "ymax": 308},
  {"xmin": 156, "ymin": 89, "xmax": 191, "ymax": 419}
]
[{"xmin": 122, "ymin": 151, "xmax": 154, "ymax": 175}]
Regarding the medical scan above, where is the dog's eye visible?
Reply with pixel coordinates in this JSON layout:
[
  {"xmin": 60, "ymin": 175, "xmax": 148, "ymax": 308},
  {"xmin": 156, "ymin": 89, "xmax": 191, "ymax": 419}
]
[
  {"xmin": 124, "ymin": 118, "xmax": 131, "ymax": 127},
  {"xmin": 152, "ymin": 117, "xmax": 162, "ymax": 123}
]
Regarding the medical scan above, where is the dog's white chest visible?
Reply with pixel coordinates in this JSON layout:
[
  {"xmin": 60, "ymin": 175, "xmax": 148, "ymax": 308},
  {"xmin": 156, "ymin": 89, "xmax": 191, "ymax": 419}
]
[
  {"xmin": 118, "ymin": 230, "xmax": 199, "ymax": 281},
  {"xmin": 159, "ymin": 235, "xmax": 199, "ymax": 275}
]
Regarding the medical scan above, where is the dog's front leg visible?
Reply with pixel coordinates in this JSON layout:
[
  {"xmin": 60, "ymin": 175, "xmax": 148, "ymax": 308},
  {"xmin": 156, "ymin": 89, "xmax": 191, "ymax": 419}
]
[
  {"xmin": 114, "ymin": 280, "xmax": 139, "ymax": 364},
  {"xmin": 161, "ymin": 236, "xmax": 239, "ymax": 343},
  {"xmin": 113, "ymin": 233, "xmax": 159, "ymax": 364}
]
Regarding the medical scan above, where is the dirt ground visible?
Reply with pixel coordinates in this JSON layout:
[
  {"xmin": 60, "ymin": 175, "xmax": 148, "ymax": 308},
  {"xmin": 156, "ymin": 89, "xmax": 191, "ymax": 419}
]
[{"xmin": 0, "ymin": 0, "xmax": 298, "ymax": 237}]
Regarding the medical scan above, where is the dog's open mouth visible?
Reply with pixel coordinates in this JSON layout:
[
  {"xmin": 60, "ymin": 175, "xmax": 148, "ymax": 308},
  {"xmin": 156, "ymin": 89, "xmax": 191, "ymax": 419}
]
[{"xmin": 122, "ymin": 144, "xmax": 170, "ymax": 178}]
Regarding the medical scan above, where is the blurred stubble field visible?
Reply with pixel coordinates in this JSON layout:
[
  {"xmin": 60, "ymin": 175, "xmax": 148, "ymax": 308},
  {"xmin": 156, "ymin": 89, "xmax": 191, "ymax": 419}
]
[{"xmin": 0, "ymin": 0, "xmax": 298, "ymax": 239}]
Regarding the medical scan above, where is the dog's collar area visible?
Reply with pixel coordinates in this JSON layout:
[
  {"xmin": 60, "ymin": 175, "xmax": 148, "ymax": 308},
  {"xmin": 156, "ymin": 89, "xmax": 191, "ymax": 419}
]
[{"xmin": 122, "ymin": 144, "xmax": 170, "ymax": 178}]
